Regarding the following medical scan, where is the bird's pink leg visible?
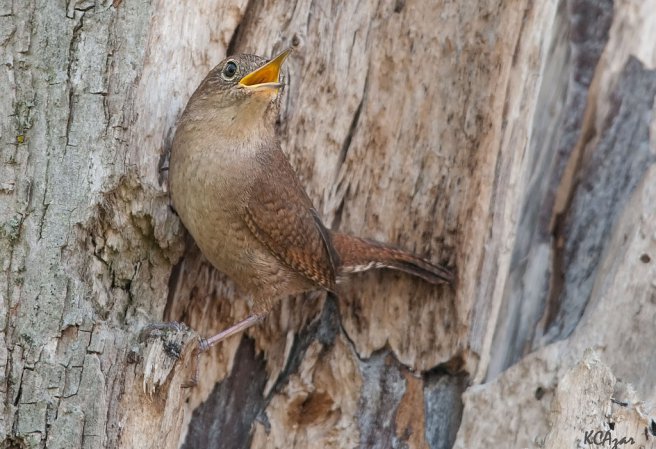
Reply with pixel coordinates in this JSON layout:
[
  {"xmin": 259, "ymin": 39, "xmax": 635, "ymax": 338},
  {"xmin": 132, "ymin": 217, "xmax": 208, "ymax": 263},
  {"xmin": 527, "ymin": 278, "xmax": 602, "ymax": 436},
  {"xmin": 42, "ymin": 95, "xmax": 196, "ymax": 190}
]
[{"xmin": 183, "ymin": 314, "xmax": 264, "ymax": 387}]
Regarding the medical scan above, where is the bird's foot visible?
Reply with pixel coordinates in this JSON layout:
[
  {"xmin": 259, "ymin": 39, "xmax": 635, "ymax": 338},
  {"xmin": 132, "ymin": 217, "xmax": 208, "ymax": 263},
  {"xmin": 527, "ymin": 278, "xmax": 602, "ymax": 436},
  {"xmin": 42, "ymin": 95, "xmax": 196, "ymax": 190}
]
[
  {"xmin": 140, "ymin": 315, "xmax": 265, "ymax": 388},
  {"xmin": 140, "ymin": 321, "xmax": 206, "ymax": 388},
  {"xmin": 139, "ymin": 321, "xmax": 196, "ymax": 394},
  {"xmin": 139, "ymin": 314, "xmax": 264, "ymax": 390},
  {"xmin": 180, "ymin": 314, "xmax": 264, "ymax": 388}
]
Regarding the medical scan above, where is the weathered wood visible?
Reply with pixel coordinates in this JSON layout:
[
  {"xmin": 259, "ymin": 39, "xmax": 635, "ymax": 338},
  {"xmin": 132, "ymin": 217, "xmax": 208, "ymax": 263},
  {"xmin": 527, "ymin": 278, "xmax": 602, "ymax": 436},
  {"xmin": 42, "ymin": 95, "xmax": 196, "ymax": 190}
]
[
  {"xmin": 487, "ymin": 0, "xmax": 615, "ymax": 376},
  {"xmin": 543, "ymin": 351, "xmax": 656, "ymax": 449},
  {"xmin": 0, "ymin": 0, "xmax": 238, "ymax": 447}
]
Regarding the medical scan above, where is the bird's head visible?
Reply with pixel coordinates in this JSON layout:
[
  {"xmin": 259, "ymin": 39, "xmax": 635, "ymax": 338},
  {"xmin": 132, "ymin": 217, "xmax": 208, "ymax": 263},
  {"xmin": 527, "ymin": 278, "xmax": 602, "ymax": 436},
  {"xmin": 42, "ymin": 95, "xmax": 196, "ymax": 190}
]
[{"xmin": 183, "ymin": 48, "xmax": 292, "ymax": 133}]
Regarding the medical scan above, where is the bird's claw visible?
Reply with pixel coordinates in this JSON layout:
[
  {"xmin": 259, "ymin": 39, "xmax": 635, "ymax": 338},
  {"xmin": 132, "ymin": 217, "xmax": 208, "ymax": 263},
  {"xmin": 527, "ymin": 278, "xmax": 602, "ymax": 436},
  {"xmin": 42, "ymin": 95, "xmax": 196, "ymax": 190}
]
[{"xmin": 142, "ymin": 315, "xmax": 263, "ymax": 388}]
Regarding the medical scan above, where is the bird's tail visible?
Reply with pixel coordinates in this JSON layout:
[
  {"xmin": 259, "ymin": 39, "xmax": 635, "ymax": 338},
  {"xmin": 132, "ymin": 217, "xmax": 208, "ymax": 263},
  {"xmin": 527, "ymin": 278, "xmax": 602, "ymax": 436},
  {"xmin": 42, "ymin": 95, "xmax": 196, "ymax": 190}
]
[{"xmin": 329, "ymin": 231, "xmax": 454, "ymax": 285}]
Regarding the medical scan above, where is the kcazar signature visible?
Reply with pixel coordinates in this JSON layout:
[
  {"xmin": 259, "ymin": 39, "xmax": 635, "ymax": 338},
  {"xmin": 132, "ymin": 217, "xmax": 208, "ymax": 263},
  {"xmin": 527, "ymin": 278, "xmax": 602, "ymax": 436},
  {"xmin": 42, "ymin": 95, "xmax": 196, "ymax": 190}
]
[{"xmin": 583, "ymin": 427, "xmax": 635, "ymax": 449}]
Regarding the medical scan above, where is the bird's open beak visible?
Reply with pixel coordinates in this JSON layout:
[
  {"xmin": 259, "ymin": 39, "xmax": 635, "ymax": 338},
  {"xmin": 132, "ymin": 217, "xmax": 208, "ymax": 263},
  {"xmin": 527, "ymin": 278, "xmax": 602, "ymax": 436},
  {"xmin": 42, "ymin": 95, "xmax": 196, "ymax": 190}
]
[{"xmin": 239, "ymin": 48, "xmax": 292, "ymax": 90}]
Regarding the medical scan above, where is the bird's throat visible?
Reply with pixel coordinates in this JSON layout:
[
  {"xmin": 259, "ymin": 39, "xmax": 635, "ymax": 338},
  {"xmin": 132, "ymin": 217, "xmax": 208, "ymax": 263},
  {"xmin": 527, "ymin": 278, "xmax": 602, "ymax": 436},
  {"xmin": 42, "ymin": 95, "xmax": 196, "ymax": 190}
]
[{"xmin": 187, "ymin": 96, "xmax": 277, "ymax": 145}]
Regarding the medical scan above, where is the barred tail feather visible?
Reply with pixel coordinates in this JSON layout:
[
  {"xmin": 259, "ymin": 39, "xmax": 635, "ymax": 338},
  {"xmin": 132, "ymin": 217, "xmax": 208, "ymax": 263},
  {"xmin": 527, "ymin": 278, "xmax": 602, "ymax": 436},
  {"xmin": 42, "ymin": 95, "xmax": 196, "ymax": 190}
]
[{"xmin": 330, "ymin": 232, "xmax": 454, "ymax": 285}]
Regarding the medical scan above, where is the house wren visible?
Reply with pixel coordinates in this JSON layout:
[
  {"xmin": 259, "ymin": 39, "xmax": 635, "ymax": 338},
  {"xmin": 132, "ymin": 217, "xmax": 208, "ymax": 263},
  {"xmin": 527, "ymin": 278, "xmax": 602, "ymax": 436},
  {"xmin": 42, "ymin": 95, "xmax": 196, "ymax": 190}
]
[{"xmin": 168, "ymin": 48, "xmax": 453, "ymax": 363}]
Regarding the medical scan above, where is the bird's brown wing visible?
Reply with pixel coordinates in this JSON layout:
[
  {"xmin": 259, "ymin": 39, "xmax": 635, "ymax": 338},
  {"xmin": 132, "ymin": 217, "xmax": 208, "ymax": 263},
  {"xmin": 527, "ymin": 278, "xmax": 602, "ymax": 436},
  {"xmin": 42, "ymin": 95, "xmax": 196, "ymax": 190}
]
[{"xmin": 241, "ymin": 148, "xmax": 338, "ymax": 291}]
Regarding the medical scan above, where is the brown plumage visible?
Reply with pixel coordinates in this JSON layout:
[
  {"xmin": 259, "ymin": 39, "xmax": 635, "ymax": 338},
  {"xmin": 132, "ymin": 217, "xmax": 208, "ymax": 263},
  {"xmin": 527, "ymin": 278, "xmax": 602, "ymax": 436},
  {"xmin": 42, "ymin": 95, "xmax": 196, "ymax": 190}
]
[
  {"xmin": 330, "ymin": 232, "xmax": 453, "ymax": 284},
  {"xmin": 167, "ymin": 48, "xmax": 453, "ymax": 369}
]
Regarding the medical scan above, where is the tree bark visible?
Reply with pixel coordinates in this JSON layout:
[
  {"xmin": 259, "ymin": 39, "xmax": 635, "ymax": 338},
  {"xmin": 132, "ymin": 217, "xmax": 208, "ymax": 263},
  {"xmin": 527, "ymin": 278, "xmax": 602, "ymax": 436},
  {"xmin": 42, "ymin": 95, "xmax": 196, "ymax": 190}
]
[{"xmin": 1, "ymin": 0, "xmax": 655, "ymax": 448}]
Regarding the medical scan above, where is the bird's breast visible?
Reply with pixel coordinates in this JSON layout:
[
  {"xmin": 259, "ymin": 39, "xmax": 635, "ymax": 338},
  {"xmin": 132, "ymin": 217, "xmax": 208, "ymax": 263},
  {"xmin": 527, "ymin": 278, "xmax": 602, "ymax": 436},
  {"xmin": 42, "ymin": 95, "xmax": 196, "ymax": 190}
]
[{"xmin": 169, "ymin": 126, "xmax": 282, "ymax": 292}]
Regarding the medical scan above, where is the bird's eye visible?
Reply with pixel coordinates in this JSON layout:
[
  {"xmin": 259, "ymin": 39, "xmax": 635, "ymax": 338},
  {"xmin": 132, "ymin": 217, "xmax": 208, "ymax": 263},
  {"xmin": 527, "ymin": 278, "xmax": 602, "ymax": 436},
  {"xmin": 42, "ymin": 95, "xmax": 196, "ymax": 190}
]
[{"xmin": 222, "ymin": 61, "xmax": 238, "ymax": 80}]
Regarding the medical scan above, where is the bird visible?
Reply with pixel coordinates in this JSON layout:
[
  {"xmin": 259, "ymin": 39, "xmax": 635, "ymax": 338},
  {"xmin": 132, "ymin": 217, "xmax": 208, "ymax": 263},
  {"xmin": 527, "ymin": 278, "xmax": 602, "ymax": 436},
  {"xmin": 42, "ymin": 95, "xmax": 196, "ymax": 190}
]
[{"xmin": 166, "ymin": 47, "xmax": 453, "ymax": 381}]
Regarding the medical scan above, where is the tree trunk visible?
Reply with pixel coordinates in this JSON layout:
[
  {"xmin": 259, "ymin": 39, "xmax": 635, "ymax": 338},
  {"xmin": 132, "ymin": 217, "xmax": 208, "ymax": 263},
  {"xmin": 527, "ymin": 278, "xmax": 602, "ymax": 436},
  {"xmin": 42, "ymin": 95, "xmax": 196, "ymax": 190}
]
[{"xmin": 1, "ymin": 0, "xmax": 655, "ymax": 448}]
